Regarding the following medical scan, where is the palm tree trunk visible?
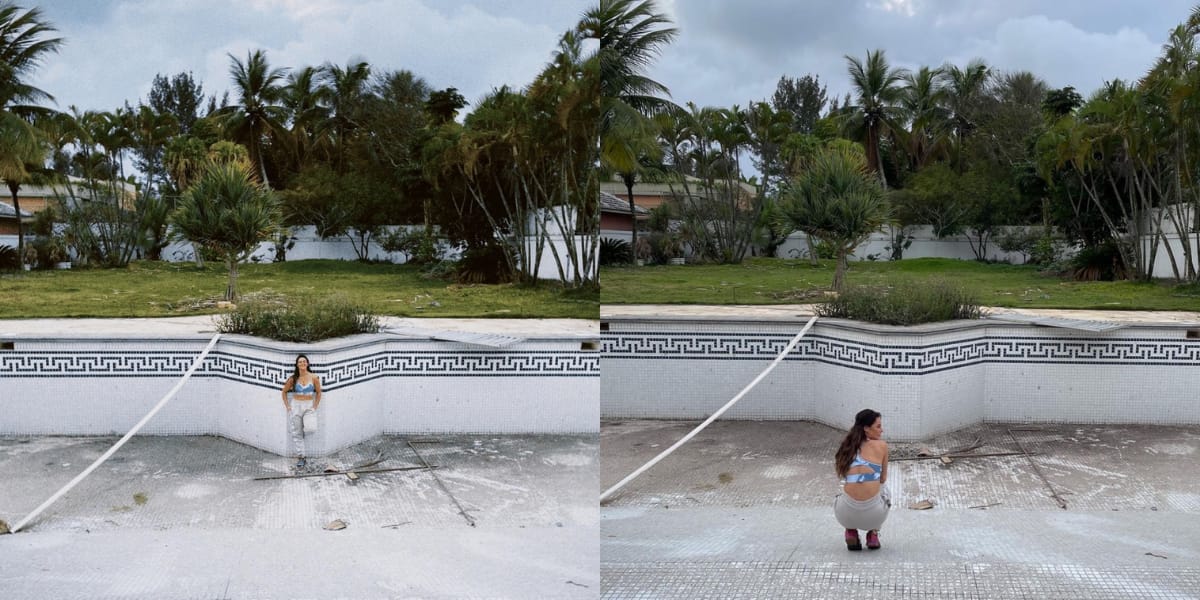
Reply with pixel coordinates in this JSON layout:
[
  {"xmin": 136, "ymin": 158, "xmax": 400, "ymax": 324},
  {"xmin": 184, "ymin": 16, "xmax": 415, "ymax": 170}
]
[
  {"xmin": 623, "ymin": 172, "xmax": 638, "ymax": 266},
  {"xmin": 8, "ymin": 181, "xmax": 24, "ymax": 263},
  {"xmin": 832, "ymin": 250, "xmax": 849, "ymax": 291},
  {"xmin": 226, "ymin": 256, "xmax": 238, "ymax": 301}
]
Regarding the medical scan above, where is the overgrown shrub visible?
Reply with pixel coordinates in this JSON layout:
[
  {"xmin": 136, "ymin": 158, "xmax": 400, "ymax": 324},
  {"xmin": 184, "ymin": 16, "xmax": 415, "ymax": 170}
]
[
  {"xmin": 456, "ymin": 244, "xmax": 513, "ymax": 284},
  {"xmin": 0, "ymin": 245, "xmax": 19, "ymax": 270},
  {"xmin": 216, "ymin": 293, "xmax": 381, "ymax": 342},
  {"xmin": 600, "ymin": 237, "xmax": 633, "ymax": 266},
  {"xmin": 1067, "ymin": 242, "xmax": 1127, "ymax": 281},
  {"xmin": 817, "ymin": 280, "xmax": 982, "ymax": 325},
  {"xmin": 379, "ymin": 228, "xmax": 441, "ymax": 265}
]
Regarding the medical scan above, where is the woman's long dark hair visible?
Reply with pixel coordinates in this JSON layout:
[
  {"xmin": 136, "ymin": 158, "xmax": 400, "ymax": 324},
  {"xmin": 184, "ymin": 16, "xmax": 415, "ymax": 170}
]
[
  {"xmin": 835, "ymin": 409, "xmax": 881, "ymax": 477},
  {"xmin": 288, "ymin": 354, "xmax": 313, "ymax": 390}
]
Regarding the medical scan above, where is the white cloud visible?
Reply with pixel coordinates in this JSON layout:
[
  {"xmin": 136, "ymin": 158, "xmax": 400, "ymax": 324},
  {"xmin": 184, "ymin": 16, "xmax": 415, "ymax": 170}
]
[
  {"xmin": 29, "ymin": 0, "xmax": 583, "ymax": 113},
  {"xmin": 961, "ymin": 15, "xmax": 1160, "ymax": 91}
]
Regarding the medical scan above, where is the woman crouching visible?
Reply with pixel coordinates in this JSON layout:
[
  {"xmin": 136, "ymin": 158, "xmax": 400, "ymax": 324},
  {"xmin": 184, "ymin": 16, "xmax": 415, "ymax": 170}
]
[{"xmin": 833, "ymin": 409, "xmax": 890, "ymax": 550}]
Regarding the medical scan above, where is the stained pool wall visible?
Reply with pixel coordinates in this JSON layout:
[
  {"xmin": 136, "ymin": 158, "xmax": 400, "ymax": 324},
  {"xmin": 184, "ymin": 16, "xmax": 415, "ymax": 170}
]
[
  {"xmin": 600, "ymin": 317, "xmax": 1200, "ymax": 441},
  {"xmin": 0, "ymin": 332, "xmax": 599, "ymax": 456}
]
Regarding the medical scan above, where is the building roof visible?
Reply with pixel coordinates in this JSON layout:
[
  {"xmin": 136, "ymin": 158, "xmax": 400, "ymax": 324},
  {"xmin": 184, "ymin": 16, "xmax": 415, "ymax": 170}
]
[
  {"xmin": 600, "ymin": 190, "xmax": 649, "ymax": 215},
  {"xmin": 0, "ymin": 201, "xmax": 33, "ymax": 219},
  {"xmin": 14, "ymin": 176, "xmax": 138, "ymax": 199},
  {"xmin": 600, "ymin": 174, "xmax": 758, "ymax": 198}
]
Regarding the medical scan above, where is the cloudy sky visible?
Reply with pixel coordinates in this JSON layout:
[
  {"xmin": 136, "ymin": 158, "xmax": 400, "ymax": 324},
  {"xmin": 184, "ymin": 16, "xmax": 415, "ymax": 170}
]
[
  {"xmin": 27, "ymin": 0, "xmax": 591, "ymax": 115},
  {"xmin": 650, "ymin": 0, "xmax": 1196, "ymax": 111}
]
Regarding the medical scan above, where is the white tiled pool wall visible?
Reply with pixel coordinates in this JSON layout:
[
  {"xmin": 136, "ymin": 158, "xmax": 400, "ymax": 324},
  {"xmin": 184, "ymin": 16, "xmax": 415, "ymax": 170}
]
[
  {"xmin": 0, "ymin": 335, "xmax": 599, "ymax": 456},
  {"xmin": 601, "ymin": 319, "xmax": 1200, "ymax": 440}
]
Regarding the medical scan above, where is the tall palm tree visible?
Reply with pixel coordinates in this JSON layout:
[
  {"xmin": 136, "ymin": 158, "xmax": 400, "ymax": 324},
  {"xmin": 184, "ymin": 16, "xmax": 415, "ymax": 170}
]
[
  {"xmin": 942, "ymin": 59, "xmax": 991, "ymax": 170},
  {"xmin": 216, "ymin": 49, "xmax": 288, "ymax": 187},
  {"xmin": 583, "ymin": 0, "xmax": 678, "ymax": 136},
  {"xmin": 319, "ymin": 60, "xmax": 371, "ymax": 173},
  {"xmin": 843, "ymin": 49, "xmax": 908, "ymax": 187},
  {"xmin": 0, "ymin": 2, "xmax": 62, "ymax": 259},
  {"xmin": 898, "ymin": 65, "xmax": 949, "ymax": 170},
  {"xmin": 582, "ymin": 0, "xmax": 677, "ymax": 259},
  {"xmin": 280, "ymin": 65, "xmax": 329, "ymax": 172}
]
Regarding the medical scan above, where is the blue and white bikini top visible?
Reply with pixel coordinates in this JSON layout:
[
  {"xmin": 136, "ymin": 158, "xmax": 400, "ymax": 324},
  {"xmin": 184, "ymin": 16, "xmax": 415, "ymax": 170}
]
[
  {"xmin": 844, "ymin": 453, "xmax": 882, "ymax": 484},
  {"xmin": 293, "ymin": 380, "xmax": 315, "ymax": 394}
]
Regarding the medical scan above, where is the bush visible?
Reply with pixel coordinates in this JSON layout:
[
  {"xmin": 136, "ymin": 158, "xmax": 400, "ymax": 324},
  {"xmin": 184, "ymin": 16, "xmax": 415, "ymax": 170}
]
[
  {"xmin": 216, "ymin": 293, "xmax": 381, "ymax": 342},
  {"xmin": 817, "ymin": 280, "xmax": 982, "ymax": 325},
  {"xmin": 1068, "ymin": 241, "xmax": 1126, "ymax": 281},
  {"xmin": 600, "ymin": 237, "xmax": 633, "ymax": 266},
  {"xmin": 456, "ymin": 244, "xmax": 513, "ymax": 284},
  {"xmin": 0, "ymin": 245, "xmax": 19, "ymax": 270},
  {"xmin": 379, "ymin": 228, "xmax": 440, "ymax": 265}
]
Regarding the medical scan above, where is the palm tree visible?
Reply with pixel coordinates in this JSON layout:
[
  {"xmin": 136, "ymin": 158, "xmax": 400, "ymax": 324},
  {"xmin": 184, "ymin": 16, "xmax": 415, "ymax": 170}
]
[
  {"xmin": 582, "ymin": 0, "xmax": 677, "ymax": 260},
  {"xmin": 0, "ymin": 2, "xmax": 63, "ymax": 259},
  {"xmin": 583, "ymin": 0, "xmax": 678, "ymax": 136},
  {"xmin": 898, "ymin": 65, "xmax": 949, "ymax": 170},
  {"xmin": 842, "ymin": 49, "xmax": 908, "ymax": 187},
  {"xmin": 319, "ymin": 60, "xmax": 371, "ymax": 173},
  {"xmin": 942, "ymin": 59, "xmax": 991, "ymax": 170},
  {"xmin": 280, "ymin": 65, "xmax": 329, "ymax": 173},
  {"xmin": 216, "ymin": 49, "xmax": 288, "ymax": 186}
]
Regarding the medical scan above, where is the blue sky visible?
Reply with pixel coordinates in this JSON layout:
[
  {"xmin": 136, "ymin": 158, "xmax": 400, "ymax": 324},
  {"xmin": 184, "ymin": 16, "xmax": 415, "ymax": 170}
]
[{"xmin": 28, "ymin": 0, "xmax": 591, "ymax": 114}]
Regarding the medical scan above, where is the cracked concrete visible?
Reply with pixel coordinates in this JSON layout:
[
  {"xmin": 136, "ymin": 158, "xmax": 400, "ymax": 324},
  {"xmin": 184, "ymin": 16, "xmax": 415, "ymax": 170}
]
[
  {"xmin": 600, "ymin": 420, "xmax": 1200, "ymax": 599},
  {"xmin": 1, "ymin": 434, "xmax": 598, "ymax": 599}
]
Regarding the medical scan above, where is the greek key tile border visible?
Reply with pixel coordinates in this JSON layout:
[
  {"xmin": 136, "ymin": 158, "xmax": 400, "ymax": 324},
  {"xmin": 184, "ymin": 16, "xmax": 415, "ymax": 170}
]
[
  {"xmin": 0, "ymin": 349, "xmax": 599, "ymax": 390},
  {"xmin": 602, "ymin": 331, "xmax": 1200, "ymax": 374}
]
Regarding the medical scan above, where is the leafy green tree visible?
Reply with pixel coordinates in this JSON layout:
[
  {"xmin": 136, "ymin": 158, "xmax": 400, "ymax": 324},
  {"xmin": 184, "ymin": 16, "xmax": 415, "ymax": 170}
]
[
  {"xmin": 1042, "ymin": 86, "xmax": 1083, "ymax": 118},
  {"xmin": 0, "ymin": 2, "xmax": 62, "ymax": 259},
  {"xmin": 425, "ymin": 87, "xmax": 466, "ymax": 125},
  {"xmin": 891, "ymin": 163, "xmax": 969, "ymax": 238},
  {"xmin": 147, "ymin": 71, "xmax": 207, "ymax": 134},
  {"xmin": 171, "ymin": 162, "xmax": 279, "ymax": 300},
  {"xmin": 772, "ymin": 74, "xmax": 827, "ymax": 134},
  {"xmin": 781, "ymin": 144, "xmax": 890, "ymax": 290}
]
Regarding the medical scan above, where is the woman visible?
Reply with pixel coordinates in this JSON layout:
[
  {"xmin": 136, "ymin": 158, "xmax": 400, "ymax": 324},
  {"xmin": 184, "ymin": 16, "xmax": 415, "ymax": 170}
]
[
  {"xmin": 833, "ymin": 409, "xmax": 890, "ymax": 550},
  {"xmin": 281, "ymin": 354, "xmax": 322, "ymax": 470}
]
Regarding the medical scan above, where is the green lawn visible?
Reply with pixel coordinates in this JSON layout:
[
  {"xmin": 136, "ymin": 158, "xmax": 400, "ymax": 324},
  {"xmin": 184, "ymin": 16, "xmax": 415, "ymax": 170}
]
[
  {"xmin": 600, "ymin": 257, "xmax": 1200, "ymax": 310},
  {"xmin": 0, "ymin": 260, "xmax": 599, "ymax": 319}
]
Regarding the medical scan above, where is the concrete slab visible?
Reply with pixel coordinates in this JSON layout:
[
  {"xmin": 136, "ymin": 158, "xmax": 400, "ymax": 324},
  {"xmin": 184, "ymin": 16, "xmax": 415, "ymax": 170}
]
[
  {"xmin": 1, "ymin": 434, "xmax": 599, "ymax": 599},
  {"xmin": 0, "ymin": 316, "xmax": 598, "ymax": 339},
  {"xmin": 600, "ymin": 304, "xmax": 1200, "ymax": 326},
  {"xmin": 600, "ymin": 420, "xmax": 1200, "ymax": 599}
]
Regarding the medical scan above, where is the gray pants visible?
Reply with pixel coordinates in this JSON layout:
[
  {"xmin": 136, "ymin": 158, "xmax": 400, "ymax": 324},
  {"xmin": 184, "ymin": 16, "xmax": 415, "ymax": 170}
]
[
  {"xmin": 288, "ymin": 401, "xmax": 313, "ymax": 459},
  {"xmin": 834, "ymin": 487, "xmax": 892, "ymax": 531}
]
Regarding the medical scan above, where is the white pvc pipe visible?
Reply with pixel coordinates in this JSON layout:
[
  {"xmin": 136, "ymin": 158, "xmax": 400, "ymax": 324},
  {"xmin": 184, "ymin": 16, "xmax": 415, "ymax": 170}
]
[
  {"xmin": 10, "ymin": 333, "xmax": 222, "ymax": 533},
  {"xmin": 600, "ymin": 316, "xmax": 818, "ymax": 503}
]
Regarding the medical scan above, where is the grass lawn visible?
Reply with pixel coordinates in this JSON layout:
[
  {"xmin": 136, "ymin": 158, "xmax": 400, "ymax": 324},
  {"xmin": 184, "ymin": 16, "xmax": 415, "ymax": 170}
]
[
  {"xmin": 600, "ymin": 257, "xmax": 1200, "ymax": 310},
  {"xmin": 0, "ymin": 260, "xmax": 599, "ymax": 319}
]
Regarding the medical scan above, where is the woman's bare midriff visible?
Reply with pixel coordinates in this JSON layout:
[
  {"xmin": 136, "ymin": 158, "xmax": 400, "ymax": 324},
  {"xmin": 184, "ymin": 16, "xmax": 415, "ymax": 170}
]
[{"xmin": 842, "ymin": 477, "xmax": 881, "ymax": 501}]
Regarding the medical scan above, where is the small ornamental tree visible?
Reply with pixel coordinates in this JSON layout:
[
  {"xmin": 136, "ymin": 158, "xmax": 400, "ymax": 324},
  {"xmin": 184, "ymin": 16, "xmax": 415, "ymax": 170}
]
[
  {"xmin": 171, "ymin": 162, "xmax": 279, "ymax": 300},
  {"xmin": 782, "ymin": 145, "xmax": 890, "ymax": 290}
]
